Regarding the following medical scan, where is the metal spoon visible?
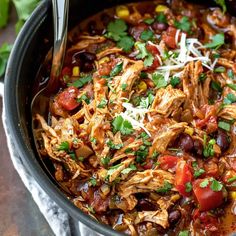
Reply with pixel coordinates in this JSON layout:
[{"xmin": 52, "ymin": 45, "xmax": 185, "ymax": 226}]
[
  {"xmin": 31, "ymin": 0, "xmax": 69, "ymax": 118},
  {"xmin": 31, "ymin": 0, "xmax": 71, "ymax": 195}
]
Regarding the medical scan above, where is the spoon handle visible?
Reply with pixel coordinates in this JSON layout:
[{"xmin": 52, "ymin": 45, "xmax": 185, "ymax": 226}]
[{"xmin": 47, "ymin": 0, "xmax": 69, "ymax": 92}]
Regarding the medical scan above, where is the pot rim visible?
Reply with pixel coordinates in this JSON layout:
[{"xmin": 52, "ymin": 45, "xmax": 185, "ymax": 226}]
[{"xmin": 4, "ymin": 1, "xmax": 123, "ymax": 235}]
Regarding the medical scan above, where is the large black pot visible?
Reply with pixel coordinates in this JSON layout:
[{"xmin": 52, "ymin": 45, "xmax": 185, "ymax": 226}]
[{"xmin": 4, "ymin": 0, "xmax": 236, "ymax": 235}]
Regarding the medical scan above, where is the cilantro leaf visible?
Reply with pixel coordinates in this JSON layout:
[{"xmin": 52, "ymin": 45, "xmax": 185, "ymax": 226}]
[
  {"xmin": 214, "ymin": 0, "xmax": 227, "ymax": 14},
  {"xmin": 214, "ymin": 66, "xmax": 225, "ymax": 73},
  {"xmin": 185, "ymin": 182, "xmax": 192, "ymax": 193},
  {"xmin": 178, "ymin": 231, "xmax": 189, "ymax": 236},
  {"xmin": 170, "ymin": 76, "xmax": 180, "ymax": 87},
  {"xmin": 156, "ymin": 12, "xmax": 167, "ymax": 24},
  {"xmin": 218, "ymin": 120, "xmax": 231, "ymax": 131},
  {"xmin": 224, "ymin": 93, "xmax": 236, "ymax": 104},
  {"xmin": 211, "ymin": 81, "xmax": 222, "ymax": 92},
  {"xmin": 0, "ymin": 43, "xmax": 13, "ymax": 77},
  {"xmin": 77, "ymin": 94, "xmax": 90, "ymax": 104},
  {"xmin": 205, "ymin": 33, "xmax": 225, "ymax": 49},
  {"xmin": 121, "ymin": 164, "xmax": 137, "ymax": 175},
  {"xmin": 112, "ymin": 115, "xmax": 133, "ymax": 135},
  {"xmin": 110, "ymin": 62, "xmax": 123, "ymax": 77},
  {"xmin": 121, "ymin": 83, "xmax": 127, "ymax": 91},
  {"xmin": 144, "ymin": 54, "xmax": 154, "ymax": 67},
  {"xmin": 143, "ymin": 18, "xmax": 155, "ymax": 25},
  {"xmin": 203, "ymin": 138, "xmax": 216, "ymax": 158},
  {"xmin": 89, "ymin": 177, "xmax": 97, "ymax": 186},
  {"xmin": 101, "ymin": 157, "xmax": 110, "ymax": 166},
  {"xmin": 156, "ymin": 181, "xmax": 172, "ymax": 194},
  {"xmin": 97, "ymin": 98, "xmax": 108, "ymax": 108},
  {"xmin": 139, "ymin": 93, "xmax": 154, "ymax": 109},
  {"xmin": 198, "ymin": 73, "xmax": 207, "ymax": 82},
  {"xmin": 200, "ymin": 179, "xmax": 209, "ymax": 188},
  {"xmin": 68, "ymin": 75, "xmax": 93, "ymax": 88},
  {"xmin": 107, "ymin": 163, "xmax": 123, "ymax": 177},
  {"xmin": 136, "ymin": 42, "xmax": 154, "ymax": 67},
  {"xmin": 140, "ymin": 30, "xmax": 154, "ymax": 41},
  {"xmin": 107, "ymin": 140, "xmax": 123, "ymax": 150},
  {"xmin": 174, "ymin": 16, "xmax": 192, "ymax": 33},
  {"xmin": 117, "ymin": 35, "xmax": 134, "ymax": 52},
  {"xmin": 228, "ymin": 69, "xmax": 234, "ymax": 80},
  {"xmin": 58, "ymin": 141, "xmax": 70, "ymax": 151},
  {"xmin": 210, "ymin": 179, "xmax": 223, "ymax": 192},
  {"xmin": 106, "ymin": 19, "xmax": 127, "ymax": 41},
  {"xmin": 152, "ymin": 73, "xmax": 168, "ymax": 89}
]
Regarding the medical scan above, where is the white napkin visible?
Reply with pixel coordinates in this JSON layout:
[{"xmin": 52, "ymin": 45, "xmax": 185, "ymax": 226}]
[{"xmin": 0, "ymin": 83, "xmax": 101, "ymax": 236}]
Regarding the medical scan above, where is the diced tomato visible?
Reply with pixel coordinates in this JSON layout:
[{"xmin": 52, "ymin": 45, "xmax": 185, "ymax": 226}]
[
  {"xmin": 146, "ymin": 43, "xmax": 160, "ymax": 55},
  {"xmin": 61, "ymin": 66, "xmax": 71, "ymax": 77},
  {"xmin": 162, "ymin": 26, "xmax": 178, "ymax": 49},
  {"xmin": 175, "ymin": 160, "xmax": 193, "ymax": 197},
  {"xmin": 158, "ymin": 155, "xmax": 178, "ymax": 171},
  {"xmin": 193, "ymin": 178, "xmax": 224, "ymax": 211},
  {"xmin": 57, "ymin": 86, "xmax": 80, "ymax": 111},
  {"xmin": 142, "ymin": 159, "xmax": 154, "ymax": 170},
  {"xmin": 91, "ymin": 190, "xmax": 109, "ymax": 212}
]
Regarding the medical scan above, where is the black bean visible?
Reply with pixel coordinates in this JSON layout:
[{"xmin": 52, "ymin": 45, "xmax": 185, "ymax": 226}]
[
  {"xmin": 137, "ymin": 199, "xmax": 156, "ymax": 211},
  {"xmin": 216, "ymin": 130, "xmax": 230, "ymax": 152},
  {"xmin": 100, "ymin": 13, "xmax": 111, "ymax": 26},
  {"xmin": 87, "ymin": 21, "xmax": 101, "ymax": 35},
  {"xmin": 193, "ymin": 139, "xmax": 203, "ymax": 155},
  {"xmin": 178, "ymin": 133, "xmax": 194, "ymax": 152},
  {"xmin": 82, "ymin": 62, "xmax": 94, "ymax": 72},
  {"xmin": 168, "ymin": 209, "xmax": 181, "ymax": 226},
  {"xmin": 79, "ymin": 52, "xmax": 96, "ymax": 62},
  {"xmin": 152, "ymin": 22, "xmax": 168, "ymax": 31}
]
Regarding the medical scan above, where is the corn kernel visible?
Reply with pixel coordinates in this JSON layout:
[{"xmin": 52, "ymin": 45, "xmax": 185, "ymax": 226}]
[
  {"xmin": 137, "ymin": 81, "xmax": 147, "ymax": 91},
  {"xmin": 170, "ymin": 194, "xmax": 181, "ymax": 202},
  {"xmin": 184, "ymin": 127, "xmax": 194, "ymax": 136},
  {"xmin": 98, "ymin": 56, "xmax": 110, "ymax": 65},
  {"xmin": 116, "ymin": 5, "xmax": 130, "ymax": 18},
  {"xmin": 72, "ymin": 66, "xmax": 80, "ymax": 77},
  {"xmin": 229, "ymin": 191, "xmax": 236, "ymax": 200},
  {"xmin": 155, "ymin": 4, "xmax": 168, "ymax": 13}
]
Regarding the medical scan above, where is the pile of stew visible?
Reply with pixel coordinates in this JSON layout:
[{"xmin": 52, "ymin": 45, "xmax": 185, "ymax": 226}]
[{"xmin": 34, "ymin": 0, "xmax": 236, "ymax": 235}]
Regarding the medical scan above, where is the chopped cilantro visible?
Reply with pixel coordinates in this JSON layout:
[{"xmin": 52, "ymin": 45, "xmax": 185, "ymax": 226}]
[
  {"xmin": 185, "ymin": 182, "xmax": 192, "ymax": 193},
  {"xmin": 140, "ymin": 71, "xmax": 148, "ymax": 79},
  {"xmin": 110, "ymin": 62, "xmax": 123, "ymax": 77},
  {"xmin": 58, "ymin": 141, "xmax": 70, "ymax": 151},
  {"xmin": 211, "ymin": 81, "xmax": 222, "ymax": 92},
  {"xmin": 205, "ymin": 33, "xmax": 225, "ymax": 50},
  {"xmin": 143, "ymin": 18, "xmax": 155, "ymax": 25},
  {"xmin": 87, "ymin": 206, "xmax": 95, "ymax": 213},
  {"xmin": 89, "ymin": 177, "xmax": 97, "ymax": 186},
  {"xmin": 121, "ymin": 83, "xmax": 128, "ymax": 91},
  {"xmin": 107, "ymin": 163, "xmax": 123, "ymax": 177},
  {"xmin": 170, "ymin": 76, "xmax": 180, "ymax": 87},
  {"xmin": 203, "ymin": 137, "xmax": 216, "ymax": 158},
  {"xmin": 112, "ymin": 115, "xmax": 133, "ymax": 135},
  {"xmin": 136, "ymin": 145, "xmax": 149, "ymax": 163},
  {"xmin": 228, "ymin": 69, "xmax": 234, "ymax": 79},
  {"xmin": 210, "ymin": 179, "xmax": 223, "ymax": 192},
  {"xmin": 101, "ymin": 157, "xmax": 110, "ymax": 166},
  {"xmin": 174, "ymin": 16, "xmax": 192, "ymax": 33},
  {"xmin": 121, "ymin": 164, "xmax": 137, "ymax": 175},
  {"xmin": 90, "ymin": 137, "xmax": 97, "ymax": 144},
  {"xmin": 117, "ymin": 35, "xmax": 134, "ymax": 52},
  {"xmin": 156, "ymin": 181, "xmax": 172, "ymax": 194},
  {"xmin": 199, "ymin": 73, "xmax": 207, "ymax": 82},
  {"xmin": 68, "ymin": 75, "xmax": 93, "ymax": 88},
  {"xmin": 224, "ymin": 93, "xmax": 236, "ymax": 104},
  {"xmin": 78, "ymin": 157, "xmax": 84, "ymax": 162},
  {"xmin": 140, "ymin": 30, "xmax": 154, "ymax": 41},
  {"xmin": 97, "ymin": 98, "xmax": 108, "ymax": 108},
  {"xmin": 218, "ymin": 120, "xmax": 231, "ymax": 131},
  {"xmin": 227, "ymin": 83, "xmax": 236, "ymax": 91},
  {"xmin": 214, "ymin": 0, "xmax": 227, "ymax": 14},
  {"xmin": 200, "ymin": 179, "xmax": 209, "ymax": 188},
  {"xmin": 125, "ymin": 148, "xmax": 134, "ymax": 154},
  {"xmin": 194, "ymin": 169, "xmax": 205, "ymax": 178},
  {"xmin": 139, "ymin": 93, "xmax": 154, "ymax": 108},
  {"xmin": 152, "ymin": 73, "xmax": 168, "ymax": 89},
  {"xmin": 69, "ymin": 153, "xmax": 76, "ymax": 160},
  {"xmin": 107, "ymin": 140, "xmax": 123, "ymax": 150},
  {"xmin": 156, "ymin": 12, "xmax": 167, "ymax": 24},
  {"xmin": 77, "ymin": 94, "xmax": 90, "ymax": 104},
  {"xmin": 178, "ymin": 230, "xmax": 189, "ymax": 236},
  {"xmin": 214, "ymin": 66, "xmax": 226, "ymax": 73},
  {"xmin": 213, "ymin": 53, "xmax": 220, "ymax": 59}
]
